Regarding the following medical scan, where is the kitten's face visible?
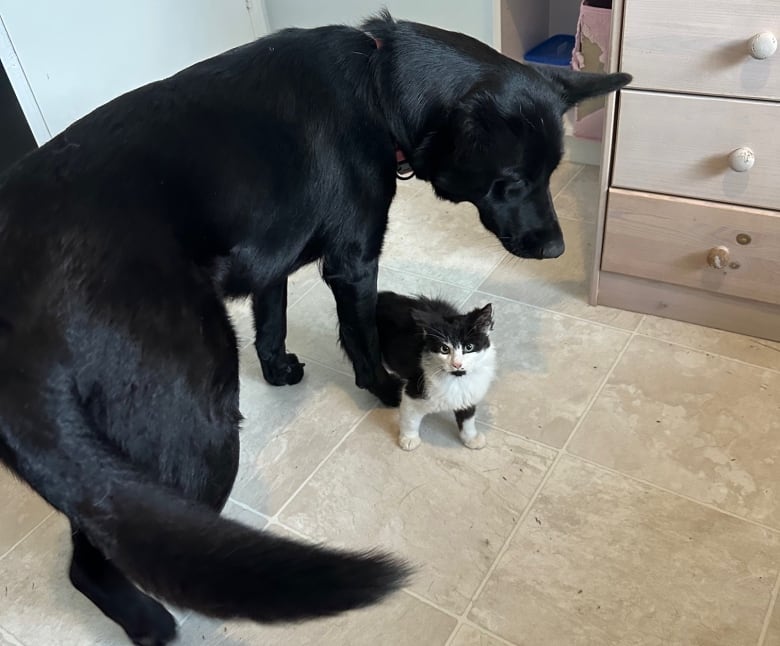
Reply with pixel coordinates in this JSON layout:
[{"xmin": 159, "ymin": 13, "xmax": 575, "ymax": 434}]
[{"xmin": 413, "ymin": 304, "xmax": 494, "ymax": 377}]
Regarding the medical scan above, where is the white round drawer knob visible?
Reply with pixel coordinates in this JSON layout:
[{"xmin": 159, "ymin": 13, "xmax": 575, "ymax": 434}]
[
  {"xmin": 729, "ymin": 147, "xmax": 755, "ymax": 172},
  {"xmin": 750, "ymin": 32, "xmax": 777, "ymax": 59}
]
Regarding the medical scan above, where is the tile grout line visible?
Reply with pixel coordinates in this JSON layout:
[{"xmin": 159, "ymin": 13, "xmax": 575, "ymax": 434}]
[
  {"xmin": 443, "ymin": 459, "xmax": 555, "ymax": 646},
  {"xmin": 443, "ymin": 622, "xmax": 517, "ymax": 646},
  {"xmin": 268, "ymin": 515, "xmax": 522, "ymax": 644},
  {"xmin": 472, "ymin": 249, "xmax": 511, "ymax": 295},
  {"xmin": 226, "ymin": 497, "xmax": 270, "ymax": 523},
  {"xmin": 561, "ymin": 329, "xmax": 637, "ymax": 451},
  {"xmin": 0, "ymin": 511, "xmax": 54, "ymax": 562},
  {"xmin": 268, "ymin": 518, "xmax": 522, "ymax": 646},
  {"xmin": 267, "ymin": 404, "xmax": 379, "ymax": 524},
  {"xmin": 294, "ymin": 353, "xmax": 355, "ymax": 379},
  {"xmin": 469, "ymin": 161, "xmax": 589, "ymax": 297},
  {"xmin": 474, "ymin": 286, "xmax": 644, "ymax": 334},
  {"xmin": 472, "ymin": 257, "xmax": 508, "ymax": 295},
  {"xmin": 403, "ymin": 589, "xmax": 520, "ymax": 646},
  {"xmin": 631, "ymin": 331, "xmax": 780, "ymax": 376},
  {"xmin": 568, "ymin": 452, "xmax": 780, "ymax": 536},
  {"xmin": 556, "ymin": 213, "xmax": 597, "ymax": 224},
  {"xmin": 473, "ymin": 283, "xmax": 780, "ymax": 375},
  {"xmin": 473, "ymin": 418, "xmax": 562, "ymax": 452},
  {"xmin": 260, "ymin": 521, "xmax": 519, "ymax": 643},
  {"xmin": 0, "ymin": 624, "xmax": 28, "ymax": 646},
  {"xmin": 271, "ymin": 517, "xmax": 518, "ymax": 646},
  {"xmin": 231, "ymin": 266, "xmax": 324, "ymax": 351},
  {"xmin": 477, "ymin": 401, "xmax": 780, "ymax": 541},
  {"xmin": 758, "ymin": 571, "xmax": 780, "ymax": 646},
  {"xmin": 475, "ymin": 398, "xmax": 780, "ymax": 537},
  {"xmin": 380, "ymin": 263, "xmax": 491, "ymax": 295},
  {"xmin": 445, "ymin": 329, "xmax": 635, "ymax": 644},
  {"xmin": 553, "ymin": 164, "xmax": 586, "ymax": 201},
  {"xmin": 455, "ymin": 620, "xmax": 519, "ymax": 646},
  {"xmin": 267, "ymin": 519, "xmax": 310, "ymax": 541},
  {"xmin": 287, "ymin": 272, "xmax": 323, "ymax": 310}
]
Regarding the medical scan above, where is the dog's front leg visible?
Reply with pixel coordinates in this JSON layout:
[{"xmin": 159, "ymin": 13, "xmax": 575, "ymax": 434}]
[
  {"xmin": 323, "ymin": 258, "xmax": 402, "ymax": 407},
  {"xmin": 252, "ymin": 278, "xmax": 305, "ymax": 386}
]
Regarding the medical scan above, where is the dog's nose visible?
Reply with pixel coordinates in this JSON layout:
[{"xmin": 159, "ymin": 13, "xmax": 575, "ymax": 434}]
[{"xmin": 541, "ymin": 239, "xmax": 565, "ymax": 259}]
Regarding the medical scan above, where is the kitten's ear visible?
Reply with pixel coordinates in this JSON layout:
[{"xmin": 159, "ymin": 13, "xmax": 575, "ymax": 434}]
[{"xmin": 472, "ymin": 304, "xmax": 494, "ymax": 333}]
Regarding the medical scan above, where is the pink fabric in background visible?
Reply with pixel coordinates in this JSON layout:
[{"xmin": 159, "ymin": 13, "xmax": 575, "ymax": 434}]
[{"xmin": 572, "ymin": 1, "xmax": 613, "ymax": 140}]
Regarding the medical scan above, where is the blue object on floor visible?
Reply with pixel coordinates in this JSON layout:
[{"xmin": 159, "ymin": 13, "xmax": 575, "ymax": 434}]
[{"xmin": 524, "ymin": 34, "xmax": 576, "ymax": 67}]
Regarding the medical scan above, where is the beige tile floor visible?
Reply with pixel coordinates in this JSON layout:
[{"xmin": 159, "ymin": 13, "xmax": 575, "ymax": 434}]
[{"xmin": 1, "ymin": 163, "xmax": 780, "ymax": 645}]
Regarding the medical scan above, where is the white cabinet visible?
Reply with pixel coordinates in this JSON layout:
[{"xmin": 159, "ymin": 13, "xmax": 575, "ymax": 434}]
[
  {"xmin": 0, "ymin": 1, "xmax": 269, "ymax": 143},
  {"xmin": 594, "ymin": 0, "xmax": 780, "ymax": 341}
]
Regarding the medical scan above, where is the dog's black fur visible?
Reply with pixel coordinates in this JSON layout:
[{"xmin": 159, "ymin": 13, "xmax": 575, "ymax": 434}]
[{"xmin": 0, "ymin": 11, "xmax": 630, "ymax": 644}]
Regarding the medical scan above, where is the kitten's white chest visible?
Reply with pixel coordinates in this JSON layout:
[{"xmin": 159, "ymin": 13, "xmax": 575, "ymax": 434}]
[{"xmin": 422, "ymin": 346, "xmax": 496, "ymax": 412}]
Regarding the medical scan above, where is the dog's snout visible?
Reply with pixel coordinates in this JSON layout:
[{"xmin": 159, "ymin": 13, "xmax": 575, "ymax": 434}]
[{"xmin": 541, "ymin": 239, "xmax": 564, "ymax": 259}]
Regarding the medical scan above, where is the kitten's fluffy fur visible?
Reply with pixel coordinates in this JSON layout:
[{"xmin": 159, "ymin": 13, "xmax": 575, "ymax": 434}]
[{"xmin": 376, "ymin": 292, "xmax": 496, "ymax": 450}]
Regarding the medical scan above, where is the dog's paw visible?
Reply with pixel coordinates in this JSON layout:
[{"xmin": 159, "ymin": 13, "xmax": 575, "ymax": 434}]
[
  {"xmin": 126, "ymin": 598, "xmax": 177, "ymax": 646},
  {"xmin": 260, "ymin": 352, "xmax": 305, "ymax": 386},
  {"xmin": 369, "ymin": 372, "xmax": 403, "ymax": 407},
  {"xmin": 461, "ymin": 431, "xmax": 486, "ymax": 450},
  {"xmin": 399, "ymin": 435, "xmax": 422, "ymax": 451}
]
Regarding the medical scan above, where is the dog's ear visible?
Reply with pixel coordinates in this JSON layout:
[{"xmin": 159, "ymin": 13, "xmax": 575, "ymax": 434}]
[
  {"xmin": 410, "ymin": 91, "xmax": 498, "ymax": 179},
  {"xmin": 534, "ymin": 66, "xmax": 632, "ymax": 108}
]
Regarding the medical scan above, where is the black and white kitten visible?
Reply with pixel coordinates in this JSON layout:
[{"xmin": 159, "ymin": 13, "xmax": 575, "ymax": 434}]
[{"xmin": 376, "ymin": 291, "xmax": 496, "ymax": 451}]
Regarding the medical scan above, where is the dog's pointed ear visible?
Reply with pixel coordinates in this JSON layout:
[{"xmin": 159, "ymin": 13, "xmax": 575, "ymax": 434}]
[{"xmin": 534, "ymin": 66, "xmax": 632, "ymax": 108}]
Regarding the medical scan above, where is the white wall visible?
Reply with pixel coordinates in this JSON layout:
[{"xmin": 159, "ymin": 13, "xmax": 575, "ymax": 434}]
[
  {"xmin": 264, "ymin": 1, "xmax": 494, "ymax": 47},
  {"xmin": 0, "ymin": 1, "xmax": 269, "ymax": 142},
  {"xmin": 548, "ymin": 0, "xmax": 583, "ymax": 37}
]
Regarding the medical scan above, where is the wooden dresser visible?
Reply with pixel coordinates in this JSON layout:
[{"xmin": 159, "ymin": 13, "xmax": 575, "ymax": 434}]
[{"xmin": 592, "ymin": 0, "xmax": 780, "ymax": 341}]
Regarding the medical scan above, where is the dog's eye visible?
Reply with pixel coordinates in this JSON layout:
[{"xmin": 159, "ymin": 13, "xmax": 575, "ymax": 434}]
[
  {"xmin": 491, "ymin": 177, "xmax": 527, "ymax": 200},
  {"xmin": 464, "ymin": 343, "xmax": 475, "ymax": 352},
  {"xmin": 506, "ymin": 178, "xmax": 527, "ymax": 193},
  {"xmin": 439, "ymin": 345, "xmax": 450, "ymax": 354},
  {"xmin": 491, "ymin": 179, "xmax": 508, "ymax": 198}
]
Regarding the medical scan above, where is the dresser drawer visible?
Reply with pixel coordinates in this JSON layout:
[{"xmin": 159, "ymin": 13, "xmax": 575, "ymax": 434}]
[
  {"xmin": 613, "ymin": 91, "xmax": 780, "ymax": 211},
  {"xmin": 602, "ymin": 189, "xmax": 780, "ymax": 305},
  {"xmin": 621, "ymin": 0, "xmax": 779, "ymax": 100}
]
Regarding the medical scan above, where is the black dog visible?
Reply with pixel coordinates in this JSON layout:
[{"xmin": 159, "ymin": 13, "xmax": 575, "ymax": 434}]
[{"xmin": 0, "ymin": 11, "xmax": 630, "ymax": 645}]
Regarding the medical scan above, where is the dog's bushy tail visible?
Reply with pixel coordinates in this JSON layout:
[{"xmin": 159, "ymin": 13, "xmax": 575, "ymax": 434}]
[
  {"xmin": 3, "ymin": 408, "xmax": 411, "ymax": 623},
  {"xmin": 90, "ymin": 482, "xmax": 411, "ymax": 622}
]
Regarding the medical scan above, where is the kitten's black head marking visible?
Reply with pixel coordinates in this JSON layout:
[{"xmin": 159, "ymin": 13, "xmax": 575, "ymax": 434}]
[
  {"xmin": 411, "ymin": 302, "xmax": 493, "ymax": 355},
  {"xmin": 376, "ymin": 292, "xmax": 495, "ymax": 385}
]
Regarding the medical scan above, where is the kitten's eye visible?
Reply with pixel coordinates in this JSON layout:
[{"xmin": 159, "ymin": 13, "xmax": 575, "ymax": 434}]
[
  {"xmin": 464, "ymin": 343, "xmax": 475, "ymax": 352},
  {"xmin": 439, "ymin": 345, "xmax": 450, "ymax": 354}
]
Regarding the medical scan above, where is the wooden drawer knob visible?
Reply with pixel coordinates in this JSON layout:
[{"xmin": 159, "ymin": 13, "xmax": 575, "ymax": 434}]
[
  {"xmin": 750, "ymin": 32, "xmax": 778, "ymax": 60},
  {"xmin": 707, "ymin": 246, "xmax": 730, "ymax": 269},
  {"xmin": 729, "ymin": 147, "xmax": 755, "ymax": 172}
]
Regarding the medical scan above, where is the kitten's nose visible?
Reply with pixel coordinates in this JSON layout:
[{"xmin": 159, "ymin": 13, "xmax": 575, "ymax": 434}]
[{"xmin": 452, "ymin": 359, "xmax": 463, "ymax": 369}]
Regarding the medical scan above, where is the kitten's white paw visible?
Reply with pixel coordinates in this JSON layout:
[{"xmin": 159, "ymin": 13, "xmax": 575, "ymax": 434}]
[
  {"xmin": 399, "ymin": 435, "xmax": 422, "ymax": 451},
  {"xmin": 461, "ymin": 431, "xmax": 486, "ymax": 450}
]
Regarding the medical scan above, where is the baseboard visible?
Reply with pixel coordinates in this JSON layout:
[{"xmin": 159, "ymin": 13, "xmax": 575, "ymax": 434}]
[
  {"xmin": 597, "ymin": 271, "xmax": 780, "ymax": 342},
  {"xmin": 563, "ymin": 133, "xmax": 603, "ymax": 166}
]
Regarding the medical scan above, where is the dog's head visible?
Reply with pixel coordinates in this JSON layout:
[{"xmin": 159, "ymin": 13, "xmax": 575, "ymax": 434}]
[{"xmin": 411, "ymin": 66, "xmax": 631, "ymax": 259}]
